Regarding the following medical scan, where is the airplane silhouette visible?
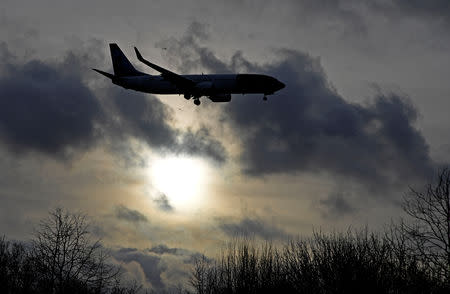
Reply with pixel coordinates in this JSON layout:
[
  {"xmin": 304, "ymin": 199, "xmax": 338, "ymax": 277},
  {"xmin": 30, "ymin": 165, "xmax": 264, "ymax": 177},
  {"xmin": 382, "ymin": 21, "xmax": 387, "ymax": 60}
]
[{"xmin": 94, "ymin": 44, "xmax": 285, "ymax": 106}]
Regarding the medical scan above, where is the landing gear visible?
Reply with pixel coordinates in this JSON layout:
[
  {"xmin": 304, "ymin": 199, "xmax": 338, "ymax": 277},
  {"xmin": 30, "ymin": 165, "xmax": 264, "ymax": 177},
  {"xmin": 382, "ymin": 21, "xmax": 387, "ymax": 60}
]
[
  {"xmin": 184, "ymin": 94, "xmax": 191, "ymax": 100},
  {"xmin": 194, "ymin": 99, "xmax": 201, "ymax": 106},
  {"xmin": 263, "ymin": 95, "xmax": 268, "ymax": 101}
]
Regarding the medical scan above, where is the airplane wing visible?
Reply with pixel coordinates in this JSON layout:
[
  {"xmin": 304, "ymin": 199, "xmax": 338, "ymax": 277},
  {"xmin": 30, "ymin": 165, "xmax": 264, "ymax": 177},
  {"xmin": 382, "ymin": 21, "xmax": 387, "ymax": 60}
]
[{"xmin": 134, "ymin": 47, "xmax": 196, "ymax": 90}]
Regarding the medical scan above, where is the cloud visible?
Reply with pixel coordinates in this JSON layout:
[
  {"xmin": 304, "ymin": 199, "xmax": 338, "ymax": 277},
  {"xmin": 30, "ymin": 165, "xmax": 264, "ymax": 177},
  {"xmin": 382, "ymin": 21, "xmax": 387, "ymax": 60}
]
[
  {"xmin": 113, "ymin": 245, "xmax": 206, "ymax": 291},
  {"xmin": 371, "ymin": 0, "xmax": 450, "ymax": 24},
  {"xmin": 319, "ymin": 192, "xmax": 355, "ymax": 218},
  {"xmin": 234, "ymin": 1, "xmax": 450, "ymax": 30},
  {"xmin": 223, "ymin": 0, "xmax": 368, "ymax": 38},
  {"xmin": 107, "ymin": 87, "xmax": 177, "ymax": 149},
  {"xmin": 115, "ymin": 205, "xmax": 148, "ymax": 223},
  {"xmin": 0, "ymin": 42, "xmax": 102, "ymax": 158},
  {"xmin": 106, "ymin": 89, "xmax": 227, "ymax": 162},
  {"xmin": 153, "ymin": 193, "xmax": 174, "ymax": 212},
  {"xmin": 225, "ymin": 49, "xmax": 435, "ymax": 190},
  {"xmin": 119, "ymin": 260, "xmax": 152, "ymax": 290},
  {"xmin": 219, "ymin": 217, "xmax": 289, "ymax": 240},
  {"xmin": 146, "ymin": 244, "xmax": 211, "ymax": 266},
  {"xmin": 290, "ymin": 0, "xmax": 450, "ymax": 30},
  {"xmin": 156, "ymin": 21, "xmax": 231, "ymax": 74},
  {"xmin": 177, "ymin": 128, "xmax": 227, "ymax": 163},
  {"xmin": 159, "ymin": 23, "xmax": 436, "ymax": 192},
  {"xmin": 288, "ymin": 0, "xmax": 368, "ymax": 36},
  {"xmin": 148, "ymin": 244, "xmax": 179, "ymax": 255},
  {"xmin": 0, "ymin": 40, "xmax": 227, "ymax": 164},
  {"xmin": 113, "ymin": 247, "xmax": 165, "ymax": 290}
]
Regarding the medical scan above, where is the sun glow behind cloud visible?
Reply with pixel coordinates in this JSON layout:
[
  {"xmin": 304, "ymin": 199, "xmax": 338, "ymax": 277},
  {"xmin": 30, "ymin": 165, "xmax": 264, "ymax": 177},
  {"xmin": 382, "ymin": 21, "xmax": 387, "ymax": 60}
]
[{"xmin": 150, "ymin": 155, "xmax": 210, "ymax": 211}]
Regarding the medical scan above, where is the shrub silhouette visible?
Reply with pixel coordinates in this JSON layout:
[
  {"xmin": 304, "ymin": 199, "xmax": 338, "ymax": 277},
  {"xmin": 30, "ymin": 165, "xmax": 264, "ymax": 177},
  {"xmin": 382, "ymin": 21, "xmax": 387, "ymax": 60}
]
[
  {"xmin": 191, "ymin": 168, "xmax": 450, "ymax": 294},
  {"xmin": 191, "ymin": 230, "xmax": 446, "ymax": 294},
  {"xmin": 0, "ymin": 237, "xmax": 36, "ymax": 293}
]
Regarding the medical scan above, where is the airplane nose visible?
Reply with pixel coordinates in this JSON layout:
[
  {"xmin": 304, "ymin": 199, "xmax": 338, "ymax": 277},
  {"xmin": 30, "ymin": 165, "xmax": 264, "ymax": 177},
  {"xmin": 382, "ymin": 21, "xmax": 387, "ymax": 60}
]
[
  {"xmin": 277, "ymin": 80, "xmax": 285, "ymax": 90},
  {"xmin": 267, "ymin": 77, "xmax": 285, "ymax": 92}
]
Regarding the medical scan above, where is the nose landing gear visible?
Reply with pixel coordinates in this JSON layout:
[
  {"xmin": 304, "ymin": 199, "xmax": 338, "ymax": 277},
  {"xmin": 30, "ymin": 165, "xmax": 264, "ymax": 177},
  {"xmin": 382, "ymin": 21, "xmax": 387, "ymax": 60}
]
[
  {"xmin": 263, "ymin": 95, "xmax": 268, "ymax": 101},
  {"xmin": 194, "ymin": 98, "xmax": 201, "ymax": 106}
]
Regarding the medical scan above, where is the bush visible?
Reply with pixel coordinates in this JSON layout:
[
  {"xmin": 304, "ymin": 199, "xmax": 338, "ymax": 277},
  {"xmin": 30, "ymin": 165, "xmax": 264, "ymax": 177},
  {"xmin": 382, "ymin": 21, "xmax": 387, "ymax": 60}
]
[{"xmin": 191, "ymin": 229, "xmax": 447, "ymax": 294}]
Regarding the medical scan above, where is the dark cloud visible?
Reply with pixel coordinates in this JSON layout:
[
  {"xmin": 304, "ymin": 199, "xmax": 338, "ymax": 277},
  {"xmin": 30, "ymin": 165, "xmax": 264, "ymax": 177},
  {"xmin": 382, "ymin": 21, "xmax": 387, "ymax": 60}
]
[
  {"xmin": 153, "ymin": 193, "xmax": 174, "ymax": 212},
  {"xmin": 319, "ymin": 192, "xmax": 355, "ymax": 218},
  {"xmin": 148, "ymin": 244, "xmax": 179, "ymax": 255},
  {"xmin": 0, "ymin": 42, "xmax": 16, "ymax": 67},
  {"xmin": 115, "ymin": 205, "xmax": 148, "ymax": 223},
  {"xmin": 0, "ymin": 43, "xmax": 102, "ymax": 158},
  {"xmin": 104, "ymin": 83, "xmax": 226, "ymax": 164},
  {"xmin": 107, "ymin": 87, "xmax": 176, "ymax": 149},
  {"xmin": 0, "ymin": 40, "xmax": 227, "ymax": 164},
  {"xmin": 219, "ymin": 217, "xmax": 289, "ymax": 240},
  {"xmin": 161, "ymin": 22, "xmax": 436, "ymax": 192},
  {"xmin": 113, "ymin": 245, "xmax": 206, "ymax": 291},
  {"xmin": 225, "ymin": 50, "xmax": 434, "ymax": 190},
  {"xmin": 106, "ymin": 87, "xmax": 227, "ymax": 163},
  {"xmin": 177, "ymin": 128, "xmax": 227, "ymax": 163},
  {"xmin": 146, "ymin": 244, "xmax": 210, "ymax": 265},
  {"xmin": 113, "ymin": 247, "xmax": 165, "ymax": 290}
]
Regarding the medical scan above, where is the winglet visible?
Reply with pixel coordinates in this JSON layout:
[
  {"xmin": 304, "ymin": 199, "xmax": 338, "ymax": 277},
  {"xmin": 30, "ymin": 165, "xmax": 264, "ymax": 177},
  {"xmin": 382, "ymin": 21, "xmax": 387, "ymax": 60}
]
[
  {"xmin": 133, "ymin": 46, "xmax": 196, "ymax": 89},
  {"xmin": 92, "ymin": 68, "xmax": 114, "ymax": 79},
  {"xmin": 134, "ymin": 47, "xmax": 143, "ymax": 61},
  {"xmin": 134, "ymin": 46, "xmax": 167, "ymax": 74}
]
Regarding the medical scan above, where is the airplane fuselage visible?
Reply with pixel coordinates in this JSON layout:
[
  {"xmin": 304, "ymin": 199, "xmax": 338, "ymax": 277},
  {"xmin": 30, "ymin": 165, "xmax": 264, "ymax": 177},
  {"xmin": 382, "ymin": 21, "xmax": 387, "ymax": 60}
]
[{"xmin": 114, "ymin": 73, "xmax": 283, "ymax": 97}]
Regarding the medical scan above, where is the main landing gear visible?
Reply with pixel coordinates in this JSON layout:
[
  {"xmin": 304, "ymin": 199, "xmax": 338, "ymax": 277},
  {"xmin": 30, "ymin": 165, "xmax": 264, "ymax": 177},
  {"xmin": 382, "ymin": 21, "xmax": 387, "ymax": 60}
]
[{"xmin": 183, "ymin": 93, "xmax": 201, "ymax": 106}]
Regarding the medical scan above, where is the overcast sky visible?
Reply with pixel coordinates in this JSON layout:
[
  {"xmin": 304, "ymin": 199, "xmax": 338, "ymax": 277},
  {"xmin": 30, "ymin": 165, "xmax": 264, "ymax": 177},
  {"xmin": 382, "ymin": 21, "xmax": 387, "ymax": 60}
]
[{"xmin": 1, "ymin": 0, "xmax": 450, "ymax": 291}]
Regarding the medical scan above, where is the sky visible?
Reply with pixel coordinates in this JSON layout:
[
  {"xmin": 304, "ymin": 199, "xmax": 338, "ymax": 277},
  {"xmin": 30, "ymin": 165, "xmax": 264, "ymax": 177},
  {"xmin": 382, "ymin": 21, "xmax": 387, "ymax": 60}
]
[{"xmin": 1, "ymin": 0, "xmax": 450, "ymax": 291}]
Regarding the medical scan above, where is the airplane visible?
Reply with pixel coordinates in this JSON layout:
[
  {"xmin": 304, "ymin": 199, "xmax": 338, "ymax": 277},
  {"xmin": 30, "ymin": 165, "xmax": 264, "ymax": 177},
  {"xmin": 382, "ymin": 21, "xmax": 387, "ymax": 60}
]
[{"xmin": 93, "ymin": 43, "xmax": 285, "ymax": 106}]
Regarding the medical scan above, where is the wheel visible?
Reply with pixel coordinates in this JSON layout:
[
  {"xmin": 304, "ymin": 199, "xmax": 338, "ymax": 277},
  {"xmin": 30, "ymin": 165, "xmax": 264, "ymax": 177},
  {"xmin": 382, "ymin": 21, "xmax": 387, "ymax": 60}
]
[
  {"xmin": 194, "ymin": 99, "xmax": 201, "ymax": 106},
  {"xmin": 263, "ymin": 96, "xmax": 268, "ymax": 101},
  {"xmin": 184, "ymin": 94, "xmax": 191, "ymax": 100}
]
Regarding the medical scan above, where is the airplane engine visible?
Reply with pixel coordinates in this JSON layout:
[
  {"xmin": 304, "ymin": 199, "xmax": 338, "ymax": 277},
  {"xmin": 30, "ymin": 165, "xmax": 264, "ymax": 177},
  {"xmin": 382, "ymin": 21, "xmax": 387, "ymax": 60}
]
[
  {"xmin": 209, "ymin": 93, "xmax": 231, "ymax": 102},
  {"xmin": 195, "ymin": 81, "xmax": 214, "ymax": 90}
]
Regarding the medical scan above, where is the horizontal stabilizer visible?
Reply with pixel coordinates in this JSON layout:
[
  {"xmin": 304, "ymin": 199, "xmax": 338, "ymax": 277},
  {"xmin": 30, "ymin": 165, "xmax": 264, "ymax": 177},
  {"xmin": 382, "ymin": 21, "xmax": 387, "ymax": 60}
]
[{"xmin": 92, "ymin": 69, "xmax": 114, "ymax": 79}]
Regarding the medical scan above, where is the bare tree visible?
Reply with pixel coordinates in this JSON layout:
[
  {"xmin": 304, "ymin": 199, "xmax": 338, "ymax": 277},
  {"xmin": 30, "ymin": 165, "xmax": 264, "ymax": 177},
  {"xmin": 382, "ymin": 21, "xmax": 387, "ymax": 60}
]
[
  {"xmin": 32, "ymin": 207, "xmax": 120, "ymax": 293},
  {"xmin": 402, "ymin": 168, "xmax": 450, "ymax": 282}
]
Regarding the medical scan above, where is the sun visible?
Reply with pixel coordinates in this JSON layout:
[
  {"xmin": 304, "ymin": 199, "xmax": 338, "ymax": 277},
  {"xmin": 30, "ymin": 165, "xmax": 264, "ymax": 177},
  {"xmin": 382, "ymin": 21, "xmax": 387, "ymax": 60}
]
[{"xmin": 150, "ymin": 156, "xmax": 209, "ymax": 210}]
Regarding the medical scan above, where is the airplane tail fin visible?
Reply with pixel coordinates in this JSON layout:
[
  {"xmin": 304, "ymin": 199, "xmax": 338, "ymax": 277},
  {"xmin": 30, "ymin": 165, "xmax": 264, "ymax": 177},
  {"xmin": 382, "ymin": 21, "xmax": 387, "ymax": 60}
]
[{"xmin": 109, "ymin": 43, "xmax": 142, "ymax": 77}]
